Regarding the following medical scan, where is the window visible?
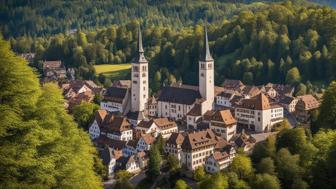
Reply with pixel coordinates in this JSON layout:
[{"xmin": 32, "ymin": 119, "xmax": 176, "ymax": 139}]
[
  {"xmin": 201, "ymin": 63, "xmax": 205, "ymax": 69},
  {"xmin": 133, "ymin": 80, "xmax": 137, "ymax": 84},
  {"xmin": 133, "ymin": 66, "xmax": 139, "ymax": 72},
  {"xmin": 208, "ymin": 63, "xmax": 212, "ymax": 69}
]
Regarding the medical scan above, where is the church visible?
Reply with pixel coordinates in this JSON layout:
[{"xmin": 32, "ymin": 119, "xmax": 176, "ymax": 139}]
[{"xmin": 100, "ymin": 23, "xmax": 219, "ymax": 126}]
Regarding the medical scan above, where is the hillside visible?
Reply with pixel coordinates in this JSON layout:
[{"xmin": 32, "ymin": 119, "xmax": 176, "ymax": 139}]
[
  {"xmin": 0, "ymin": 0, "xmax": 269, "ymax": 37},
  {"xmin": 2, "ymin": 0, "xmax": 333, "ymax": 38},
  {"xmin": 9, "ymin": 1, "xmax": 336, "ymax": 95}
]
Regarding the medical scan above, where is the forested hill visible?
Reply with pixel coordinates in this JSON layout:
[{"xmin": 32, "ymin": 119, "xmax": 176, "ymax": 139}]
[
  {"xmin": 0, "ymin": 0, "xmax": 262, "ymax": 37},
  {"xmin": 0, "ymin": 0, "xmax": 333, "ymax": 38},
  {"xmin": 9, "ymin": 1, "xmax": 336, "ymax": 94}
]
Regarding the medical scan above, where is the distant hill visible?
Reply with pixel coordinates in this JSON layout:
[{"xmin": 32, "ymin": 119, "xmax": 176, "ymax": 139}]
[{"xmin": 2, "ymin": 0, "xmax": 333, "ymax": 38}]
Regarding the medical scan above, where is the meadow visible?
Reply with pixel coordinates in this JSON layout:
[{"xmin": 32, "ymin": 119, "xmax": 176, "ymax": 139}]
[{"xmin": 94, "ymin": 64, "xmax": 131, "ymax": 80}]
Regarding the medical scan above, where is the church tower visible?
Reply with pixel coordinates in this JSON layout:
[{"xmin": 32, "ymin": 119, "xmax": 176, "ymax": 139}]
[
  {"xmin": 199, "ymin": 22, "xmax": 214, "ymax": 110},
  {"xmin": 131, "ymin": 25, "xmax": 148, "ymax": 112}
]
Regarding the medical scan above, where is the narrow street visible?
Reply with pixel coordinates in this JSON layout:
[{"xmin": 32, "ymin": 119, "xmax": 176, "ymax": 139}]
[
  {"xmin": 130, "ymin": 171, "xmax": 147, "ymax": 185},
  {"xmin": 284, "ymin": 110, "xmax": 298, "ymax": 128}
]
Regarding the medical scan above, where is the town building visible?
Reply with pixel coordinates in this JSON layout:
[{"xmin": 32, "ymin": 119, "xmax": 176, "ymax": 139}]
[
  {"xmin": 241, "ymin": 86, "xmax": 261, "ymax": 99},
  {"xmin": 222, "ymin": 79, "xmax": 245, "ymax": 91},
  {"xmin": 157, "ymin": 24, "xmax": 214, "ymax": 121},
  {"xmin": 235, "ymin": 93, "xmax": 283, "ymax": 132},
  {"xmin": 232, "ymin": 130, "xmax": 256, "ymax": 152},
  {"xmin": 215, "ymin": 90, "xmax": 238, "ymax": 108},
  {"xmin": 100, "ymin": 86, "xmax": 131, "ymax": 114},
  {"xmin": 129, "ymin": 26, "xmax": 149, "ymax": 122},
  {"xmin": 136, "ymin": 118, "xmax": 178, "ymax": 138},
  {"xmin": 99, "ymin": 147, "xmax": 119, "ymax": 176},
  {"xmin": 89, "ymin": 109, "xmax": 108, "ymax": 139},
  {"xmin": 279, "ymin": 95, "xmax": 298, "ymax": 113},
  {"xmin": 164, "ymin": 133, "xmax": 185, "ymax": 161},
  {"xmin": 147, "ymin": 96, "xmax": 158, "ymax": 117},
  {"xmin": 205, "ymin": 146, "xmax": 236, "ymax": 173},
  {"xmin": 116, "ymin": 155, "xmax": 141, "ymax": 174},
  {"xmin": 180, "ymin": 129, "xmax": 217, "ymax": 170},
  {"xmin": 209, "ymin": 110, "xmax": 237, "ymax": 141},
  {"xmin": 99, "ymin": 114, "xmax": 133, "ymax": 141},
  {"xmin": 62, "ymin": 80, "xmax": 102, "ymax": 109},
  {"xmin": 295, "ymin": 95, "xmax": 320, "ymax": 123},
  {"xmin": 42, "ymin": 60, "xmax": 67, "ymax": 81}
]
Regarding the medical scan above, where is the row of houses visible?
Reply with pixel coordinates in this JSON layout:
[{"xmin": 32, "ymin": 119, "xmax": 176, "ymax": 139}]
[{"xmin": 92, "ymin": 106, "xmax": 257, "ymax": 176}]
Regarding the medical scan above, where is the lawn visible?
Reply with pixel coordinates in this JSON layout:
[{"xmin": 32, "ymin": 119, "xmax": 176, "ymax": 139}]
[{"xmin": 94, "ymin": 64, "xmax": 131, "ymax": 80}]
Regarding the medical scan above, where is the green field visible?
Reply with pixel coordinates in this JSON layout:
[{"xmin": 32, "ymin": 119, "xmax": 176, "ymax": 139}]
[{"xmin": 94, "ymin": 64, "xmax": 131, "ymax": 80}]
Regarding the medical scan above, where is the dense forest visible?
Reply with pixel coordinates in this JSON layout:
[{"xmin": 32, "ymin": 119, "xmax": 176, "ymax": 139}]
[
  {"xmin": 1, "ymin": 0, "xmax": 332, "ymax": 38},
  {"xmin": 0, "ymin": 37, "xmax": 103, "ymax": 188},
  {"xmin": 6, "ymin": 1, "xmax": 336, "ymax": 94},
  {"xmin": 0, "ymin": 0, "xmax": 268, "ymax": 38}
]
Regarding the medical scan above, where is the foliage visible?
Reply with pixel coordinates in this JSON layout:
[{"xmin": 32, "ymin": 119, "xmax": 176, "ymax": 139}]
[
  {"xmin": 174, "ymin": 179, "xmax": 188, "ymax": 189},
  {"xmin": 199, "ymin": 173, "xmax": 228, "ymax": 189},
  {"xmin": 167, "ymin": 155, "xmax": 180, "ymax": 173},
  {"xmin": 257, "ymin": 157, "xmax": 276, "ymax": 175},
  {"xmin": 310, "ymin": 129, "xmax": 336, "ymax": 189},
  {"xmin": 253, "ymin": 174, "xmax": 281, "ymax": 189},
  {"xmin": 275, "ymin": 148, "xmax": 305, "ymax": 189},
  {"xmin": 146, "ymin": 144, "xmax": 162, "ymax": 180},
  {"xmin": 115, "ymin": 170, "xmax": 134, "ymax": 189},
  {"xmin": 230, "ymin": 155, "xmax": 253, "ymax": 180},
  {"xmin": 251, "ymin": 135, "xmax": 276, "ymax": 163},
  {"xmin": 0, "ymin": 37, "xmax": 102, "ymax": 188},
  {"xmin": 193, "ymin": 166, "xmax": 206, "ymax": 181},
  {"xmin": 272, "ymin": 119, "xmax": 291, "ymax": 132},
  {"xmin": 226, "ymin": 172, "xmax": 251, "ymax": 189},
  {"xmin": 1, "ymin": 0, "xmax": 275, "ymax": 38},
  {"xmin": 8, "ymin": 2, "xmax": 336, "ymax": 89},
  {"xmin": 71, "ymin": 102, "xmax": 99, "ymax": 130},
  {"xmin": 286, "ymin": 67, "xmax": 301, "ymax": 85},
  {"xmin": 317, "ymin": 81, "xmax": 336, "ymax": 129}
]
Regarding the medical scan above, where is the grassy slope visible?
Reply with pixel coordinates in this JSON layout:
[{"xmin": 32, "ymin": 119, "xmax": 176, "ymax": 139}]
[{"xmin": 94, "ymin": 64, "xmax": 131, "ymax": 80}]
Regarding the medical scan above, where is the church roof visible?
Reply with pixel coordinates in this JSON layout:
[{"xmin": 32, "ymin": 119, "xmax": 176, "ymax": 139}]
[
  {"xmin": 157, "ymin": 86, "xmax": 202, "ymax": 105},
  {"xmin": 103, "ymin": 87, "xmax": 128, "ymax": 103},
  {"xmin": 127, "ymin": 111, "xmax": 146, "ymax": 121},
  {"xmin": 186, "ymin": 104, "xmax": 202, "ymax": 116}
]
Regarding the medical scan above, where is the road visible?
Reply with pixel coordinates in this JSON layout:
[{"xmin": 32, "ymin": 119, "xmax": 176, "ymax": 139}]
[
  {"xmin": 130, "ymin": 171, "xmax": 147, "ymax": 185},
  {"xmin": 251, "ymin": 132, "xmax": 277, "ymax": 143},
  {"xmin": 103, "ymin": 177, "xmax": 115, "ymax": 189},
  {"xmin": 284, "ymin": 110, "xmax": 298, "ymax": 128}
]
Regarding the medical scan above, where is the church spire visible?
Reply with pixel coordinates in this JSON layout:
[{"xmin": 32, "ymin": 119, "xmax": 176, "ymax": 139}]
[
  {"xmin": 202, "ymin": 21, "xmax": 213, "ymax": 61},
  {"xmin": 138, "ymin": 25, "xmax": 144, "ymax": 53},
  {"xmin": 133, "ymin": 24, "xmax": 147, "ymax": 63}
]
